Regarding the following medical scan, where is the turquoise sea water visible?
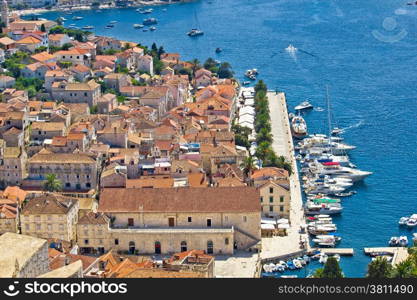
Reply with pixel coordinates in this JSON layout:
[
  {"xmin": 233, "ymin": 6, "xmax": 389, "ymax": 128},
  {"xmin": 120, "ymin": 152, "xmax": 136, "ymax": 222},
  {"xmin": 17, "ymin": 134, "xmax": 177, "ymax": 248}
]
[{"xmin": 37, "ymin": 0, "xmax": 417, "ymax": 277}]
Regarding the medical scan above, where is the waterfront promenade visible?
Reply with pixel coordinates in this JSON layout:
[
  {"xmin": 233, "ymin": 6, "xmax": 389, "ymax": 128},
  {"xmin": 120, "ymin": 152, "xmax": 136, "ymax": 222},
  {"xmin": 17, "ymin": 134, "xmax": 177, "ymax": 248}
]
[{"xmin": 261, "ymin": 91, "xmax": 309, "ymax": 260}]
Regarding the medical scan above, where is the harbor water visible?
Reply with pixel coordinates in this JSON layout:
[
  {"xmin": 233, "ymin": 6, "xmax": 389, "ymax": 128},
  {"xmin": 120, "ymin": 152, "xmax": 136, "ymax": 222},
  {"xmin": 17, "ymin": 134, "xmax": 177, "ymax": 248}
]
[{"xmin": 38, "ymin": 0, "xmax": 417, "ymax": 277}]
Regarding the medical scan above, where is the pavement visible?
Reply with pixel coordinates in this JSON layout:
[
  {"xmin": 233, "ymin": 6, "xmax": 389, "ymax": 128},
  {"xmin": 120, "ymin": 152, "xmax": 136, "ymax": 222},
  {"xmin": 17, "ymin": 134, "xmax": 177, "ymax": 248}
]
[
  {"xmin": 214, "ymin": 251, "xmax": 261, "ymax": 278},
  {"xmin": 261, "ymin": 92, "xmax": 309, "ymax": 260}
]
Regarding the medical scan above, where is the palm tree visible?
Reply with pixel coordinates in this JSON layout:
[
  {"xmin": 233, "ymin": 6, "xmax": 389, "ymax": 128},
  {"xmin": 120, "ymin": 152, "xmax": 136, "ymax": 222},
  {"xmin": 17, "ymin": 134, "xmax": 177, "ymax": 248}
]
[
  {"xmin": 240, "ymin": 155, "xmax": 256, "ymax": 185},
  {"xmin": 391, "ymin": 260, "xmax": 415, "ymax": 278},
  {"xmin": 367, "ymin": 256, "xmax": 393, "ymax": 278},
  {"xmin": 43, "ymin": 174, "xmax": 62, "ymax": 192},
  {"xmin": 190, "ymin": 58, "xmax": 201, "ymax": 88},
  {"xmin": 274, "ymin": 155, "xmax": 293, "ymax": 176}
]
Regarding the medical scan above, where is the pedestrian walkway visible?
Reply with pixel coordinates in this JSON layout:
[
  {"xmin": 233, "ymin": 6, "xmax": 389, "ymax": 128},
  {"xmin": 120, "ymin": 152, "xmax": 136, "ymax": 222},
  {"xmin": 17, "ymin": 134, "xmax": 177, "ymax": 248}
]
[{"xmin": 261, "ymin": 91, "xmax": 309, "ymax": 260}]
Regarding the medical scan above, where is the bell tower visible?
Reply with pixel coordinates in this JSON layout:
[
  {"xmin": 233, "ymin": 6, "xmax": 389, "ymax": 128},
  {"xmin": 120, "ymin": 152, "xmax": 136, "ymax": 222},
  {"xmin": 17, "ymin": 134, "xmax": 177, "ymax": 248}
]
[{"xmin": 1, "ymin": 0, "xmax": 9, "ymax": 28}]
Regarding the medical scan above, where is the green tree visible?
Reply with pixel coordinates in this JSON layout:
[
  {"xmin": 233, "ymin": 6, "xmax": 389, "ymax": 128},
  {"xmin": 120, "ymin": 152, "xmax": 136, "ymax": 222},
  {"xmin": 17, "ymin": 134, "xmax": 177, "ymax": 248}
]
[
  {"xmin": 240, "ymin": 155, "xmax": 256, "ymax": 185},
  {"xmin": 217, "ymin": 62, "xmax": 233, "ymax": 79},
  {"xmin": 40, "ymin": 24, "xmax": 46, "ymax": 32},
  {"xmin": 314, "ymin": 257, "xmax": 343, "ymax": 278},
  {"xmin": 367, "ymin": 257, "xmax": 393, "ymax": 278},
  {"xmin": 391, "ymin": 260, "xmax": 415, "ymax": 278},
  {"xmin": 43, "ymin": 174, "xmax": 62, "ymax": 192}
]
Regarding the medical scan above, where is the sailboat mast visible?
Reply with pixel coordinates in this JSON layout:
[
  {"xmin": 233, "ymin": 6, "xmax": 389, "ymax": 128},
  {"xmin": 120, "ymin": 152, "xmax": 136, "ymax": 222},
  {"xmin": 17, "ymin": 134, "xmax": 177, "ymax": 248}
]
[{"xmin": 326, "ymin": 85, "xmax": 332, "ymax": 141}]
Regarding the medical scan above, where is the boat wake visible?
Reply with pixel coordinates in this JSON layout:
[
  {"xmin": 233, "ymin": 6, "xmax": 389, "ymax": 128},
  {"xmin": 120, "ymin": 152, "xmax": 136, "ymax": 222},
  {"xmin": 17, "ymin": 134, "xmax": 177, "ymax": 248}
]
[{"xmin": 338, "ymin": 120, "xmax": 364, "ymax": 134}]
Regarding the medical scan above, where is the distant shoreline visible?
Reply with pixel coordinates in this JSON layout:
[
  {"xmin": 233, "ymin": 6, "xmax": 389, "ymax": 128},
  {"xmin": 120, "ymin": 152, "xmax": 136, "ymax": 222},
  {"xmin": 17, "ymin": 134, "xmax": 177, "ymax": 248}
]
[{"xmin": 13, "ymin": 0, "xmax": 195, "ymax": 17}]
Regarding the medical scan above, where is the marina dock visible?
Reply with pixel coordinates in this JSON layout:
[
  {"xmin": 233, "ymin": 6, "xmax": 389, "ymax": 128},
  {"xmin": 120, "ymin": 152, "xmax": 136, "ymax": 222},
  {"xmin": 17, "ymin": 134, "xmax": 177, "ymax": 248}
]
[
  {"xmin": 364, "ymin": 247, "xmax": 409, "ymax": 265},
  {"xmin": 310, "ymin": 248, "xmax": 354, "ymax": 256},
  {"xmin": 260, "ymin": 91, "xmax": 309, "ymax": 260}
]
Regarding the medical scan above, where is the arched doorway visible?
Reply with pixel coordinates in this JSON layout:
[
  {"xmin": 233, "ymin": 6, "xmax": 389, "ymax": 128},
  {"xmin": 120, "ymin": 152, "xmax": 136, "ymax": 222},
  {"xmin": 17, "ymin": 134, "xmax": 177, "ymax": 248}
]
[
  {"xmin": 154, "ymin": 241, "xmax": 161, "ymax": 254},
  {"xmin": 129, "ymin": 241, "xmax": 135, "ymax": 254},
  {"xmin": 180, "ymin": 241, "xmax": 187, "ymax": 252},
  {"xmin": 207, "ymin": 240, "xmax": 213, "ymax": 254}
]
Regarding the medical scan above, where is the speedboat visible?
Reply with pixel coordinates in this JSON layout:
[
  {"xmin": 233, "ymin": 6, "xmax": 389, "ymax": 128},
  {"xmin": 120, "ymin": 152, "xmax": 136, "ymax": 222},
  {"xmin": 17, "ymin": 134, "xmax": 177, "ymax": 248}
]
[
  {"xmin": 110, "ymin": 20, "xmax": 118, "ymax": 24},
  {"xmin": 72, "ymin": 16, "xmax": 83, "ymax": 20},
  {"xmin": 399, "ymin": 217, "xmax": 409, "ymax": 226},
  {"xmin": 295, "ymin": 101, "xmax": 313, "ymax": 111},
  {"xmin": 244, "ymin": 69, "xmax": 258, "ymax": 80},
  {"xmin": 215, "ymin": 47, "xmax": 222, "ymax": 53},
  {"xmin": 286, "ymin": 44, "xmax": 297, "ymax": 54},
  {"xmin": 389, "ymin": 236, "xmax": 399, "ymax": 246},
  {"xmin": 242, "ymin": 81, "xmax": 251, "ymax": 86},
  {"xmin": 304, "ymin": 202, "xmax": 343, "ymax": 215},
  {"xmin": 82, "ymin": 25, "xmax": 94, "ymax": 30},
  {"xmin": 133, "ymin": 24, "xmax": 144, "ymax": 29},
  {"xmin": 399, "ymin": 236, "xmax": 408, "ymax": 247},
  {"xmin": 291, "ymin": 115, "xmax": 308, "ymax": 139},
  {"xmin": 331, "ymin": 127, "xmax": 343, "ymax": 135},
  {"xmin": 143, "ymin": 18, "xmax": 158, "ymax": 25},
  {"xmin": 334, "ymin": 191, "xmax": 356, "ymax": 197},
  {"xmin": 187, "ymin": 28, "xmax": 204, "ymax": 36},
  {"xmin": 318, "ymin": 253, "xmax": 328, "ymax": 264},
  {"xmin": 406, "ymin": 218, "xmax": 417, "ymax": 228},
  {"xmin": 150, "ymin": 26, "xmax": 156, "ymax": 31}
]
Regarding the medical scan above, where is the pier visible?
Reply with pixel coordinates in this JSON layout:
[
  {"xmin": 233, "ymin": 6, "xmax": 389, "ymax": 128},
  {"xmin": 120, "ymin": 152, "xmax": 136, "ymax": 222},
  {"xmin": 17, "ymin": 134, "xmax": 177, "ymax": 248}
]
[
  {"xmin": 310, "ymin": 248, "xmax": 354, "ymax": 256},
  {"xmin": 364, "ymin": 247, "xmax": 409, "ymax": 265},
  {"xmin": 260, "ymin": 91, "xmax": 309, "ymax": 260}
]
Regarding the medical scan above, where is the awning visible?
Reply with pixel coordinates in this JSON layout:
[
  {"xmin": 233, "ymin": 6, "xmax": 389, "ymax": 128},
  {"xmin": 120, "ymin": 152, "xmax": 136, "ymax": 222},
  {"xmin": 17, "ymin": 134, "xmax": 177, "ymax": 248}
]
[
  {"xmin": 261, "ymin": 223, "xmax": 275, "ymax": 230},
  {"xmin": 277, "ymin": 218, "xmax": 289, "ymax": 224},
  {"xmin": 278, "ymin": 224, "xmax": 290, "ymax": 229}
]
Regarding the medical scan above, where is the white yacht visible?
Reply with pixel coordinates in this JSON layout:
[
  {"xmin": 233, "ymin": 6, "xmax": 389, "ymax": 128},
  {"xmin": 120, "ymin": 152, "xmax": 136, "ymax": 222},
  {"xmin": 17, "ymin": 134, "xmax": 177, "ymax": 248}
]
[
  {"xmin": 291, "ymin": 115, "xmax": 308, "ymax": 139},
  {"xmin": 295, "ymin": 100, "xmax": 313, "ymax": 111}
]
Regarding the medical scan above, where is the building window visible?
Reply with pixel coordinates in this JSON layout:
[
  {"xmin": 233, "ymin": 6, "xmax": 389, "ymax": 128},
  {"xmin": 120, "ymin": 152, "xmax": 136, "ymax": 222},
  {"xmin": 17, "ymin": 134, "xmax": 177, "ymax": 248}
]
[
  {"xmin": 280, "ymin": 206, "xmax": 284, "ymax": 212},
  {"xmin": 243, "ymin": 216, "xmax": 247, "ymax": 222},
  {"xmin": 260, "ymin": 196, "xmax": 263, "ymax": 203},
  {"xmin": 187, "ymin": 217, "xmax": 192, "ymax": 223},
  {"xmin": 269, "ymin": 196, "xmax": 273, "ymax": 203},
  {"xmin": 225, "ymin": 238, "xmax": 229, "ymax": 245},
  {"xmin": 154, "ymin": 241, "xmax": 161, "ymax": 254},
  {"xmin": 269, "ymin": 187, "xmax": 273, "ymax": 193},
  {"xmin": 128, "ymin": 218, "xmax": 134, "ymax": 227},
  {"xmin": 36, "ymin": 224, "xmax": 41, "ymax": 230},
  {"xmin": 206, "ymin": 219, "xmax": 212, "ymax": 227},
  {"xmin": 86, "ymin": 183, "xmax": 91, "ymax": 188},
  {"xmin": 207, "ymin": 240, "xmax": 213, "ymax": 254},
  {"xmin": 129, "ymin": 241, "xmax": 135, "ymax": 254},
  {"xmin": 269, "ymin": 206, "xmax": 274, "ymax": 212},
  {"xmin": 66, "ymin": 182, "xmax": 71, "ymax": 188},
  {"xmin": 180, "ymin": 241, "xmax": 187, "ymax": 252},
  {"xmin": 168, "ymin": 217, "xmax": 175, "ymax": 227},
  {"xmin": 280, "ymin": 196, "xmax": 284, "ymax": 202},
  {"xmin": 59, "ymin": 224, "xmax": 64, "ymax": 231},
  {"xmin": 84, "ymin": 239, "xmax": 89, "ymax": 245},
  {"xmin": 114, "ymin": 239, "xmax": 119, "ymax": 245}
]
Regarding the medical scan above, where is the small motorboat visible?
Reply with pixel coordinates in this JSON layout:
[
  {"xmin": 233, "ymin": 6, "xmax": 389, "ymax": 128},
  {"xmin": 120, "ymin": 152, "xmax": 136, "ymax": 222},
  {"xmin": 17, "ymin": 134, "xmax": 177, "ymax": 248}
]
[
  {"xmin": 143, "ymin": 28, "xmax": 148, "ymax": 32},
  {"xmin": 215, "ymin": 47, "xmax": 222, "ymax": 53},
  {"xmin": 143, "ymin": 18, "xmax": 158, "ymax": 25},
  {"xmin": 72, "ymin": 16, "xmax": 83, "ymax": 20},
  {"xmin": 399, "ymin": 217, "xmax": 409, "ymax": 226},
  {"xmin": 389, "ymin": 236, "xmax": 399, "ymax": 247},
  {"xmin": 334, "ymin": 191, "xmax": 356, "ymax": 197},
  {"xmin": 332, "ymin": 254, "xmax": 341, "ymax": 262},
  {"xmin": 318, "ymin": 253, "xmax": 328, "ymax": 264},
  {"xmin": 110, "ymin": 20, "xmax": 118, "ymax": 24},
  {"xmin": 150, "ymin": 26, "xmax": 156, "ymax": 31},
  {"xmin": 295, "ymin": 101, "xmax": 313, "ymax": 111},
  {"xmin": 413, "ymin": 233, "xmax": 417, "ymax": 244},
  {"xmin": 406, "ymin": 214, "xmax": 417, "ymax": 227},
  {"xmin": 133, "ymin": 24, "xmax": 144, "ymax": 29},
  {"xmin": 399, "ymin": 236, "xmax": 408, "ymax": 247},
  {"xmin": 331, "ymin": 127, "xmax": 343, "ymax": 135},
  {"xmin": 242, "ymin": 81, "xmax": 251, "ymax": 86},
  {"xmin": 82, "ymin": 25, "xmax": 94, "ymax": 30},
  {"xmin": 187, "ymin": 28, "xmax": 204, "ymax": 36},
  {"xmin": 286, "ymin": 44, "xmax": 297, "ymax": 53}
]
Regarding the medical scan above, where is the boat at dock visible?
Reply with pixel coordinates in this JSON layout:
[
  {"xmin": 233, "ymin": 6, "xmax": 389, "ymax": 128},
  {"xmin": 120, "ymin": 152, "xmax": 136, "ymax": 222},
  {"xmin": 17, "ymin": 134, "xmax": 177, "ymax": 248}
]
[
  {"xmin": 304, "ymin": 201, "xmax": 343, "ymax": 215},
  {"xmin": 291, "ymin": 115, "xmax": 308, "ymax": 139}
]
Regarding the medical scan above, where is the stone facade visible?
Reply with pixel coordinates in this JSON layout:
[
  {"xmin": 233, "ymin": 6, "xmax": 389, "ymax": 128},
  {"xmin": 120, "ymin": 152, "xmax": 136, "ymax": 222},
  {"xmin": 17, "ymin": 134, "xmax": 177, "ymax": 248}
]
[{"xmin": 258, "ymin": 181, "xmax": 291, "ymax": 218}]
